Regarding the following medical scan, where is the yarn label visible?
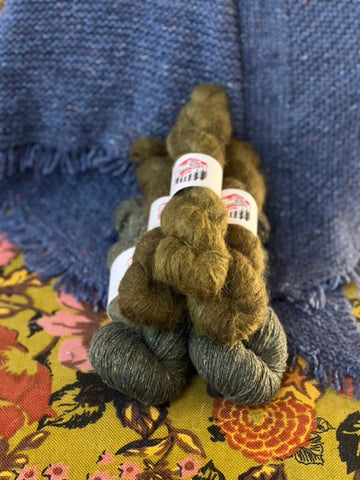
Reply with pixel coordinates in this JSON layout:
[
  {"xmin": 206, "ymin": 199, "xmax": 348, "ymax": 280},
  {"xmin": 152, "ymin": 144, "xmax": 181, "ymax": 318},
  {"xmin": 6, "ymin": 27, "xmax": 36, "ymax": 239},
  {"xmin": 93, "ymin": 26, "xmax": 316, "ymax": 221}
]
[
  {"xmin": 170, "ymin": 153, "xmax": 223, "ymax": 197},
  {"xmin": 221, "ymin": 189, "xmax": 258, "ymax": 236},
  {"xmin": 147, "ymin": 196, "xmax": 170, "ymax": 230},
  {"xmin": 107, "ymin": 247, "xmax": 135, "ymax": 311}
]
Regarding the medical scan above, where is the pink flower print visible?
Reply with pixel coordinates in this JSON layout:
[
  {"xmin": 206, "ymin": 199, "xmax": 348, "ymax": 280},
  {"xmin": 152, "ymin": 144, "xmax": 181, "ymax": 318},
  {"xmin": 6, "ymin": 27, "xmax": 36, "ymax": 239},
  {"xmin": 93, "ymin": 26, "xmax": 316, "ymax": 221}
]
[
  {"xmin": 38, "ymin": 311, "xmax": 95, "ymax": 337},
  {"xmin": 87, "ymin": 471, "xmax": 116, "ymax": 480},
  {"xmin": 177, "ymin": 456, "xmax": 201, "ymax": 478},
  {"xmin": 43, "ymin": 462, "xmax": 69, "ymax": 480},
  {"xmin": 0, "ymin": 234, "xmax": 19, "ymax": 267},
  {"xmin": 38, "ymin": 291, "xmax": 108, "ymax": 371},
  {"xmin": 56, "ymin": 291, "xmax": 87, "ymax": 311},
  {"xmin": 17, "ymin": 465, "xmax": 40, "ymax": 480},
  {"xmin": 97, "ymin": 450, "xmax": 116, "ymax": 465},
  {"xmin": 119, "ymin": 461, "xmax": 142, "ymax": 479},
  {"xmin": 58, "ymin": 337, "xmax": 93, "ymax": 370}
]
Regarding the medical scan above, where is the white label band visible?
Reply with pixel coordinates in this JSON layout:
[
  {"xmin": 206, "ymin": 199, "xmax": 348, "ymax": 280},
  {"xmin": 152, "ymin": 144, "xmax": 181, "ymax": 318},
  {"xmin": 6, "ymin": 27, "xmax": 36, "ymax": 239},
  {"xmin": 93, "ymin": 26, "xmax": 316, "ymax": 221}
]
[
  {"xmin": 107, "ymin": 246, "xmax": 135, "ymax": 312},
  {"xmin": 147, "ymin": 196, "xmax": 171, "ymax": 231},
  {"xmin": 170, "ymin": 153, "xmax": 223, "ymax": 197},
  {"xmin": 221, "ymin": 188, "xmax": 258, "ymax": 236}
]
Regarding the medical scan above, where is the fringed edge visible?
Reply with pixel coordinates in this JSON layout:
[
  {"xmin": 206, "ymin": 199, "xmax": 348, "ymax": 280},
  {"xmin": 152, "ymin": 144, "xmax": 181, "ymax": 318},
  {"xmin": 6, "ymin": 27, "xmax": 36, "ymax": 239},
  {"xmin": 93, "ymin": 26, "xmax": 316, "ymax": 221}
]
[
  {"xmin": 0, "ymin": 142, "xmax": 132, "ymax": 180},
  {"xmin": 0, "ymin": 197, "xmax": 109, "ymax": 310},
  {"xmin": 0, "ymin": 157, "xmax": 143, "ymax": 311},
  {"xmin": 277, "ymin": 258, "xmax": 360, "ymax": 397},
  {"xmin": 287, "ymin": 343, "xmax": 360, "ymax": 398},
  {"xmin": 280, "ymin": 267, "xmax": 360, "ymax": 314}
]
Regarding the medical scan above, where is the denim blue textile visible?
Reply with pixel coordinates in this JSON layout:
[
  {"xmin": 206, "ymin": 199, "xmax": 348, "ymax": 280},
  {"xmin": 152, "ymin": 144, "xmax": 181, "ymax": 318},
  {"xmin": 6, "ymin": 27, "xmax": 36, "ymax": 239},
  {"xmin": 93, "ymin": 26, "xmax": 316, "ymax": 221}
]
[{"xmin": 0, "ymin": 0, "xmax": 359, "ymax": 389}]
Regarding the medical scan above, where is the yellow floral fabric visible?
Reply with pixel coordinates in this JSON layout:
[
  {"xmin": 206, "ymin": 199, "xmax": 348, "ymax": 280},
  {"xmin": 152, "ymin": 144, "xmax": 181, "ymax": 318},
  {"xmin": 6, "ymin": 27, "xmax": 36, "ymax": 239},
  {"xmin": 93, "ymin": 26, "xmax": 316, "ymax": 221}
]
[{"xmin": 1, "ymin": 233, "xmax": 360, "ymax": 480}]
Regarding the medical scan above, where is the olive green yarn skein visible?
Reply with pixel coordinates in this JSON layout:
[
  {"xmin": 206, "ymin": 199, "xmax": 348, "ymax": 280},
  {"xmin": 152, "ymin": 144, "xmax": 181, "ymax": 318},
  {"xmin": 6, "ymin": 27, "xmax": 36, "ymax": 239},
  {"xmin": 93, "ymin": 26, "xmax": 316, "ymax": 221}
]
[
  {"xmin": 154, "ymin": 84, "xmax": 232, "ymax": 299},
  {"xmin": 117, "ymin": 138, "xmax": 186, "ymax": 329},
  {"xmin": 188, "ymin": 139, "xmax": 288, "ymax": 403},
  {"xmin": 89, "ymin": 195, "xmax": 191, "ymax": 405},
  {"xmin": 187, "ymin": 140, "xmax": 269, "ymax": 345}
]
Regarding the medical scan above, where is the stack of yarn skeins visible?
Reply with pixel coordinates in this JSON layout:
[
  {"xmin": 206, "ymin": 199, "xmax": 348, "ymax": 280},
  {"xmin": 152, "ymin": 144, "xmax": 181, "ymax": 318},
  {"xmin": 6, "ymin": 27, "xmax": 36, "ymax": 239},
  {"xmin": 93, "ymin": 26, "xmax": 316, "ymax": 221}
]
[{"xmin": 89, "ymin": 84, "xmax": 288, "ymax": 406}]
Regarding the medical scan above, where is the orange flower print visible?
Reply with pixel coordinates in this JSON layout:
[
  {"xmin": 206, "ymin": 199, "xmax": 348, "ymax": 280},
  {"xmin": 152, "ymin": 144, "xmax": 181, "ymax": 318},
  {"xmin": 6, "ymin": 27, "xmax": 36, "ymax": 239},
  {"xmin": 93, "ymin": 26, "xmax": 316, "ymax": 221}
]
[
  {"xmin": 212, "ymin": 359, "xmax": 320, "ymax": 464},
  {"xmin": 0, "ymin": 326, "xmax": 55, "ymax": 439},
  {"xmin": 213, "ymin": 393, "xmax": 316, "ymax": 463}
]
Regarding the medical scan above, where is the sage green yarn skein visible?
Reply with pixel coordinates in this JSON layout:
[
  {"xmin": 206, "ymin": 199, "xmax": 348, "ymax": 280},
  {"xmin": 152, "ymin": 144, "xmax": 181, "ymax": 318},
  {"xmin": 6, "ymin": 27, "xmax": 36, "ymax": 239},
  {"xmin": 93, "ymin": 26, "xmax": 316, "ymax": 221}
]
[
  {"xmin": 90, "ymin": 320, "xmax": 190, "ymax": 405},
  {"xmin": 90, "ymin": 149, "xmax": 287, "ymax": 406},
  {"xmin": 188, "ymin": 307, "xmax": 287, "ymax": 405},
  {"xmin": 89, "ymin": 196, "xmax": 191, "ymax": 405}
]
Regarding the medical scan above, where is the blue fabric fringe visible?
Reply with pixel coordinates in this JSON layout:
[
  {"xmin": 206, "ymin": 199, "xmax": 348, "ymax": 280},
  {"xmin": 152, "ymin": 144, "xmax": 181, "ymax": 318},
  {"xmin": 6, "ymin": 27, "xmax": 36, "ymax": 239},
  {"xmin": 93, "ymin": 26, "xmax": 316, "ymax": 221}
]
[{"xmin": 0, "ymin": 167, "xmax": 139, "ymax": 309}]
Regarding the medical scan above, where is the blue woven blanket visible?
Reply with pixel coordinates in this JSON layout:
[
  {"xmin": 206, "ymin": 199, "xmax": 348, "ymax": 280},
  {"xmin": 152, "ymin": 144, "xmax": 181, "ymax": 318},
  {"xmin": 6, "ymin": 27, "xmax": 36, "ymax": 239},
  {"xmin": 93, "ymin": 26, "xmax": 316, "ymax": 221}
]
[{"xmin": 1, "ymin": 0, "xmax": 359, "ymax": 391}]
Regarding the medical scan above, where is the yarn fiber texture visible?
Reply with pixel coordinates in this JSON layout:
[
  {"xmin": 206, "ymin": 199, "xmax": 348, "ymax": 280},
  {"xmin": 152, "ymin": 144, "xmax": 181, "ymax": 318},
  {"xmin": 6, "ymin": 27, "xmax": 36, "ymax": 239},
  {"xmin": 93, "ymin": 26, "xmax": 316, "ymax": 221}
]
[
  {"xmin": 89, "ymin": 195, "xmax": 190, "ymax": 405},
  {"xmin": 1, "ymin": 0, "xmax": 360, "ymax": 392},
  {"xmin": 110, "ymin": 131, "xmax": 287, "ymax": 405},
  {"xmin": 130, "ymin": 137, "xmax": 173, "ymax": 208},
  {"xmin": 107, "ymin": 195, "xmax": 148, "ymax": 321},
  {"xmin": 117, "ymin": 138, "xmax": 186, "ymax": 329},
  {"xmin": 187, "ymin": 139, "xmax": 269, "ymax": 345},
  {"xmin": 188, "ymin": 307, "xmax": 287, "ymax": 405},
  {"xmin": 154, "ymin": 84, "xmax": 232, "ymax": 299},
  {"xmin": 90, "ymin": 320, "xmax": 189, "ymax": 406},
  {"xmin": 99, "ymin": 190, "xmax": 286, "ymax": 406}
]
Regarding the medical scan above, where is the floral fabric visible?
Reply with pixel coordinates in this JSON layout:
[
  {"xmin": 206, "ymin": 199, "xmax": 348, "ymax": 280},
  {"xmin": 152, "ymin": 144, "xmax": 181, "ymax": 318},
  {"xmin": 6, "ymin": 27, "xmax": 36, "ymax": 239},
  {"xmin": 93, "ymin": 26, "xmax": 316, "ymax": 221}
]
[{"xmin": 1, "ymin": 233, "xmax": 360, "ymax": 480}]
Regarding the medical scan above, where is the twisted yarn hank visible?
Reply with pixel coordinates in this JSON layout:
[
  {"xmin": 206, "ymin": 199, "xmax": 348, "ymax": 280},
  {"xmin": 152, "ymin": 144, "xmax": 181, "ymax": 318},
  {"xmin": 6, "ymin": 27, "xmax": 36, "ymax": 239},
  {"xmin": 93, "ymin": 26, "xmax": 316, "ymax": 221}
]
[
  {"xmin": 117, "ymin": 138, "xmax": 185, "ymax": 329},
  {"xmin": 154, "ymin": 84, "xmax": 232, "ymax": 299},
  {"xmin": 91, "ymin": 319, "xmax": 189, "ymax": 406},
  {"xmin": 186, "ymin": 139, "xmax": 268, "ymax": 345},
  {"xmin": 188, "ymin": 307, "xmax": 287, "ymax": 405},
  {"xmin": 91, "ymin": 135, "xmax": 287, "ymax": 406},
  {"xmin": 188, "ymin": 138, "xmax": 287, "ymax": 403},
  {"xmin": 93, "ymin": 87, "xmax": 287, "ymax": 405},
  {"xmin": 89, "ymin": 195, "xmax": 190, "ymax": 405}
]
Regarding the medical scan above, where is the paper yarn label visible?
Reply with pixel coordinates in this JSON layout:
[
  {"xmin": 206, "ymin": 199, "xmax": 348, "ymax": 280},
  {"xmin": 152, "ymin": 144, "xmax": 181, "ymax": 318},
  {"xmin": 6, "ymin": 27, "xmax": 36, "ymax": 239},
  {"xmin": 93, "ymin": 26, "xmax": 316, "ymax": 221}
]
[
  {"xmin": 170, "ymin": 153, "xmax": 223, "ymax": 197},
  {"xmin": 221, "ymin": 188, "xmax": 258, "ymax": 236},
  {"xmin": 147, "ymin": 196, "xmax": 170, "ymax": 231},
  {"xmin": 107, "ymin": 246, "xmax": 135, "ymax": 311}
]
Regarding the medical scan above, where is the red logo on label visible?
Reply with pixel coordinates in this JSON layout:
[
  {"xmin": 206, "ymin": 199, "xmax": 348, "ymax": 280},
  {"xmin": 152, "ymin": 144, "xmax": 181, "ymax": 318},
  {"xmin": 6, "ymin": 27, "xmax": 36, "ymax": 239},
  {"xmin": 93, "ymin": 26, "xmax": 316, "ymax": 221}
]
[
  {"xmin": 222, "ymin": 193, "xmax": 251, "ymax": 221},
  {"xmin": 175, "ymin": 158, "xmax": 207, "ymax": 184},
  {"xmin": 157, "ymin": 202, "xmax": 167, "ymax": 220},
  {"xmin": 127, "ymin": 256, "xmax": 133, "ymax": 267}
]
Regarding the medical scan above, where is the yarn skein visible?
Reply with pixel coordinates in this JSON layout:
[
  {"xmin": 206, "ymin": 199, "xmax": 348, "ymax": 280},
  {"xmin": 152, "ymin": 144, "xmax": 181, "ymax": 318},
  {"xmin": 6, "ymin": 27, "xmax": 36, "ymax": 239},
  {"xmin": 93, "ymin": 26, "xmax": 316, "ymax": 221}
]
[
  {"xmin": 117, "ymin": 138, "xmax": 186, "ymax": 329},
  {"xmin": 187, "ymin": 139, "xmax": 269, "ymax": 345},
  {"xmin": 188, "ymin": 307, "xmax": 288, "ymax": 405},
  {"xmin": 89, "ymin": 195, "xmax": 191, "ymax": 405},
  {"xmin": 188, "ymin": 139, "xmax": 288, "ymax": 404},
  {"xmin": 154, "ymin": 84, "xmax": 233, "ymax": 299},
  {"xmin": 91, "ymin": 135, "xmax": 287, "ymax": 406}
]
